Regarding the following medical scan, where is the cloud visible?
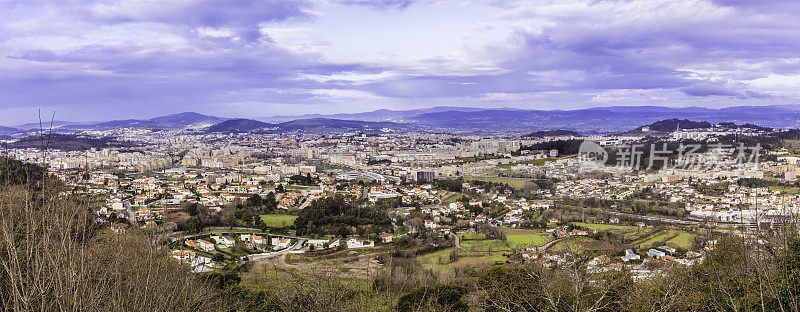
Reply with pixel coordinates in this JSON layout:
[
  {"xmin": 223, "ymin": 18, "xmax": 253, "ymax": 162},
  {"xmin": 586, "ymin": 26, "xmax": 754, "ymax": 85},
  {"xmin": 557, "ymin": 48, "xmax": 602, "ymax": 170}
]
[
  {"xmin": 337, "ymin": 0, "xmax": 415, "ymax": 10},
  {"xmin": 90, "ymin": 0, "xmax": 313, "ymax": 26},
  {"xmin": 680, "ymin": 83, "xmax": 771, "ymax": 99},
  {"xmin": 0, "ymin": 0, "xmax": 799, "ymax": 124}
]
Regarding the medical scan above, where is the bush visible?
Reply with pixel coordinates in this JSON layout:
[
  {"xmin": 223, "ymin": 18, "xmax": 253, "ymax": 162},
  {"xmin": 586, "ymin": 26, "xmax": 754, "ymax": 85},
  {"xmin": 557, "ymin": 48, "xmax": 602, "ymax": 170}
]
[{"xmin": 397, "ymin": 284, "xmax": 468, "ymax": 312}]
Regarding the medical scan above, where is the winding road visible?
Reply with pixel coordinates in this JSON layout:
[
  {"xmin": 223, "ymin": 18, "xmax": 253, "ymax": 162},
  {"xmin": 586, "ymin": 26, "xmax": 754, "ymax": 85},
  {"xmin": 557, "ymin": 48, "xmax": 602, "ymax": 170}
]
[{"xmin": 247, "ymin": 238, "xmax": 306, "ymax": 262}]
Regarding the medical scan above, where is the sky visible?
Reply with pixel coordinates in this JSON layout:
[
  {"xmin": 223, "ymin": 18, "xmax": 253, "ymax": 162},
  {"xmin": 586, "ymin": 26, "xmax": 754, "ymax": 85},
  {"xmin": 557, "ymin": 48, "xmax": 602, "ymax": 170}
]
[{"xmin": 1, "ymin": 0, "xmax": 800, "ymax": 125}]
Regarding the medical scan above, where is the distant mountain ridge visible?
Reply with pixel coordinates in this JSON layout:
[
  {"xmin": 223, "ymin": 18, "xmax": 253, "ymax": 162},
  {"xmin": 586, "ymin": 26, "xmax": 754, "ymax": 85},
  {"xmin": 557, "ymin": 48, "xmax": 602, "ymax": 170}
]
[
  {"xmin": 525, "ymin": 129, "xmax": 583, "ymax": 137},
  {"xmin": 0, "ymin": 126, "xmax": 19, "ymax": 134},
  {"xmin": 255, "ymin": 105, "xmax": 800, "ymax": 134},
  {"xmin": 7, "ymin": 133, "xmax": 138, "ymax": 151},
  {"xmin": 203, "ymin": 119, "xmax": 276, "ymax": 133},
  {"xmin": 259, "ymin": 106, "xmax": 500, "ymax": 123},
  {"xmin": 632, "ymin": 119, "xmax": 713, "ymax": 133},
  {"xmin": 61, "ymin": 112, "xmax": 227, "ymax": 131},
  {"xmin": 203, "ymin": 118, "xmax": 405, "ymax": 134},
  {"xmin": 6, "ymin": 105, "xmax": 800, "ymax": 135}
]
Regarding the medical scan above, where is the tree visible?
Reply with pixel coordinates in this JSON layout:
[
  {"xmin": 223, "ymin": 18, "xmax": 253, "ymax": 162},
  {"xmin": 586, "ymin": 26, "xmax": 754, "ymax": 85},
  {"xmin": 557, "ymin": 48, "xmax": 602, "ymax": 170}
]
[
  {"xmin": 246, "ymin": 194, "xmax": 263, "ymax": 208},
  {"xmin": 0, "ymin": 184, "xmax": 222, "ymax": 311},
  {"xmin": 397, "ymin": 284, "xmax": 468, "ymax": 312}
]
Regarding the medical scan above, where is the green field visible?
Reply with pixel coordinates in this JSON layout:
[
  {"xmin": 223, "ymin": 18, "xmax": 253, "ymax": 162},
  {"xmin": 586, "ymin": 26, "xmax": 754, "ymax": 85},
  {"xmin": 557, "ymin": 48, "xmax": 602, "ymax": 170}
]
[
  {"xmin": 571, "ymin": 222, "xmax": 620, "ymax": 230},
  {"xmin": 458, "ymin": 232, "xmax": 487, "ymax": 240},
  {"xmin": 769, "ymin": 185, "xmax": 800, "ymax": 195},
  {"xmin": 443, "ymin": 193, "xmax": 465, "ymax": 203},
  {"xmin": 549, "ymin": 236, "xmax": 615, "ymax": 254},
  {"xmin": 634, "ymin": 229, "xmax": 694, "ymax": 250},
  {"xmin": 571, "ymin": 222, "xmax": 657, "ymax": 241},
  {"xmin": 570, "ymin": 222, "xmax": 697, "ymax": 250},
  {"xmin": 502, "ymin": 229, "xmax": 550, "ymax": 248},
  {"xmin": 417, "ymin": 248, "xmax": 506, "ymax": 277},
  {"xmin": 460, "ymin": 239, "xmax": 510, "ymax": 252},
  {"xmin": 496, "ymin": 158, "xmax": 558, "ymax": 169},
  {"xmin": 260, "ymin": 214, "xmax": 298, "ymax": 228},
  {"xmin": 207, "ymin": 229, "xmax": 266, "ymax": 235},
  {"xmin": 463, "ymin": 176, "xmax": 531, "ymax": 189}
]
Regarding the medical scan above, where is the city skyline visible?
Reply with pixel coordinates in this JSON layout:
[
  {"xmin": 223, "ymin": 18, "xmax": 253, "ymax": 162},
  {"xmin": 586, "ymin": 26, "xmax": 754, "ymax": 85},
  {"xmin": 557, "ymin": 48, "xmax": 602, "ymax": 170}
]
[{"xmin": 2, "ymin": 0, "xmax": 800, "ymax": 124}]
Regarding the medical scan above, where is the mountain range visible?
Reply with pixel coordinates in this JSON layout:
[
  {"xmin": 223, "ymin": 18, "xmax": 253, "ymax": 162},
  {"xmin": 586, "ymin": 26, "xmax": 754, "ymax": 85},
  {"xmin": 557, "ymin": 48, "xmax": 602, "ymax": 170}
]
[
  {"xmin": 60, "ymin": 112, "xmax": 227, "ymax": 131},
  {"xmin": 4, "ymin": 105, "xmax": 800, "ymax": 136},
  {"xmin": 203, "ymin": 118, "xmax": 405, "ymax": 134},
  {"xmin": 257, "ymin": 105, "xmax": 800, "ymax": 134}
]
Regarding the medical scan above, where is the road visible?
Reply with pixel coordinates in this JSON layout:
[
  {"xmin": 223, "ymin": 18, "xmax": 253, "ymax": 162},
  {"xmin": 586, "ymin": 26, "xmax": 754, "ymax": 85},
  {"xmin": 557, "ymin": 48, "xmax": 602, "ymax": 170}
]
[
  {"xmin": 538, "ymin": 237, "xmax": 563, "ymax": 252},
  {"xmin": 248, "ymin": 238, "xmax": 307, "ymax": 262},
  {"xmin": 450, "ymin": 233, "xmax": 491, "ymax": 254},
  {"xmin": 169, "ymin": 227, "xmax": 264, "ymax": 242}
]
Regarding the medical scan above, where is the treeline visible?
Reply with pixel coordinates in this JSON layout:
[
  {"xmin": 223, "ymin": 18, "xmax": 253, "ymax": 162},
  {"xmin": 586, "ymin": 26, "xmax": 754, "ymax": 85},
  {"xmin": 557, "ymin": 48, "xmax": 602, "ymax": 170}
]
[
  {"xmin": 641, "ymin": 118, "xmax": 711, "ymax": 132},
  {"xmin": 213, "ymin": 232, "xmax": 800, "ymax": 312},
  {"xmin": 0, "ymin": 177, "xmax": 222, "ymax": 311},
  {"xmin": 521, "ymin": 139, "xmax": 584, "ymax": 155},
  {"xmin": 294, "ymin": 195, "xmax": 391, "ymax": 236},
  {"xmin": 737, "ymin": 177, "xmax": 800, "ymax": 188},
  {"xmin": 178, "ymin": 193, "xmax": 279, "ymax": 232},
  {"xmin": 473, "ymin": 234, "xmax": 800, "ymax": 312},
  {"xmin": 289, "ymin": 173, "xmax": 318, "ymax": 185},
  {"xmin": 435, "ymin": 178, "xmax": 463, "ymax": 192},
  {"xmin": 0, "ymin": 156, "xmax": 45, "ymax": 186}
]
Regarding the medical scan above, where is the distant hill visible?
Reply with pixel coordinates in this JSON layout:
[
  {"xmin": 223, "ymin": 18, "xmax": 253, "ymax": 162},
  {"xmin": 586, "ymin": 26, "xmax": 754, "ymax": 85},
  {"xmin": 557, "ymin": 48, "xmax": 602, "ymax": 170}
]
[
  {"xmin": 11, "ymin": 105, "xmax": 800, "ymax": 135},
  {"xmin": 629, "ymin": 119, "xmax": 712, "ymax": 133},
  {"xmin": 260, "ymin": 106, "xmax": 492, "ymax": 123},
  {"xmin": 204, "ymin": 119, "xmax": 276, "ymax": 133},
  {"xmin": 0, "ymin": 126, "xmax": 20, "ymax": 135},
  {"xmin": 8, "ymin": 134, "xmax": 137, "ymax": 151},
  {"xmin": 61, "ymin": 112, "xmax": 227, "ymax": 131},
  {"xmin": 276, "ymin": 118, "xmax": 403, "ymax": 132},
  {"xmin": 717, "ymin": 122, "xmax": 773, "ymax": 132},
  {"xmin": 14, "ymin": 121, "xmax": 77, "ymax": 130},
  {"xmin": 255, "ymin": 105, "xmax": 800, "ymax": 134},
  {"xmin": 147, "ymin": 112, "xmax": 227, "ymax": 129},
  {"xmin": 525, "ymin": 129, "xmax": 582, "ymax": 137},
  {"xmin": 204, "ymin": 118, "xmax": 404, "ymax": 134},
  {"xmin": 0, "ymin": 157, "xmax": 45, "ymax": 186}
]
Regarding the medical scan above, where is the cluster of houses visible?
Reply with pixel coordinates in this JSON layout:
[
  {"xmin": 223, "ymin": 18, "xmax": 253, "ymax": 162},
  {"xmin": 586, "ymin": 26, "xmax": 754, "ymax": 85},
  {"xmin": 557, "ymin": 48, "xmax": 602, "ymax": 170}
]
[
  {"xmin": 175, "ymin": 232, "xmax": 385, "ymax": 270},
  {"xmin": 170, "ymin": 250, "xmax": 219, "ymax": 273}
]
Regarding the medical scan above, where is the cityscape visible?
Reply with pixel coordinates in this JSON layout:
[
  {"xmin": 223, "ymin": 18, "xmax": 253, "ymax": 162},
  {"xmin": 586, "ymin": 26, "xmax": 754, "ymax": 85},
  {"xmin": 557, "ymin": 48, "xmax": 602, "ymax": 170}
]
[{"xmin": 2, "ymin": 0, "xmax": 800, "ymax": 311}]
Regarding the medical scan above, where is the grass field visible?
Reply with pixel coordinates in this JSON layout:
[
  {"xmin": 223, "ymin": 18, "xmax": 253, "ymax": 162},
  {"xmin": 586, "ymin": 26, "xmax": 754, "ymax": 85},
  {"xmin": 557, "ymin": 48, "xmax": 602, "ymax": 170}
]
[
  {"xmin": 571, "ymin": 222, "xmax": 620, "ymax": 230},
  {"xmin": 549, "ymin": 236, "xmax": 615, "ymax": 254},
  {"xmin": 458, "ymin": 232, "xmax": 487, "ymax": 240},
  {"xmin": 550, "ymin": 237, "xmax": 596, "ymax": 253},
  {"xmin": 205, "ymin": 228, "xmax": 267, "ymax": 236},
  {"xmin": 634, "ymin": 229, "xmax": 694, "ymax": 250},
  {"xmin": 571, "ymin": 222, "xmax": 657, "ymax": 241},
  {"xmin": 463, "ymin": 176, "xmax": 531, "ymax": 189},
  {"xmin": 443, "ymin": 193, "xmax": 465, "ymax": 203},
  {"xmin": 571, "ymin": 222, "xmax": 697, "ymax": 250},
  {"xmin": 260, "ymin": 214, "xmax": 297, "ymax": 228},
  {"xmin": 496, "ymin": 158, "xmax": 558, "ymax": 169},
  {"xmin": 417, "ymin": 248, "xmax": 506, "ymax": 277},
  {"xmin": 769, "ymin": 185, "xmax": 800, "ymax": 195},
  {"xmin": 501, "ymin": 228, "xmax": 550, "ymax": 248},
  {"xmin": 460, "ymin": 239, "xmax": 510, "ymax": 252}
]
